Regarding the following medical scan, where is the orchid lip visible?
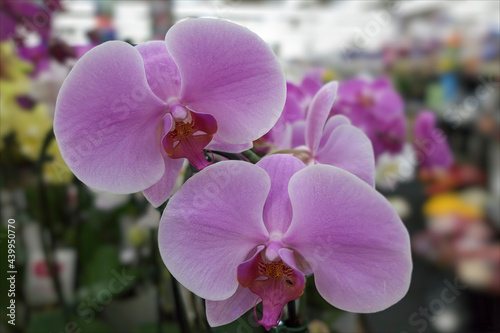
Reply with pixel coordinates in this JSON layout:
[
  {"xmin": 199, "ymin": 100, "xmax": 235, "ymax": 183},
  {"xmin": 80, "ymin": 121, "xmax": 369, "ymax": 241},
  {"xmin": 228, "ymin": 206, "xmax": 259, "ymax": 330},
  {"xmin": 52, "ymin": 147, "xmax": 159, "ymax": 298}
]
[
  {"xmin": 237, "ymin": 247, "xmax": 305, "ymax": 331},
  {"xmin": 161, "ymin": 107, "xmax": 218, "ymax": 170}
]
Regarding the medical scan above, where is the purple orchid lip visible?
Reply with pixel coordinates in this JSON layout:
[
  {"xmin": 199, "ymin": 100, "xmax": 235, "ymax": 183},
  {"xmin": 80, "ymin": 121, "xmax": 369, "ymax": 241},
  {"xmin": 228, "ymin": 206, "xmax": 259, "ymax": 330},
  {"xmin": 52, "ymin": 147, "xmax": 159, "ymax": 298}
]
[
  {"xmin": 159, "ymin": 154, "xmax": 412, "ymax": 329},
  {"xmin": 237, "ymin": 247, "xmax": 305, "ymax": 331},
  {"xmin": 54, "ymin": 18, "xmax": 286, "ymax": 207},
  {"xmin": 162, "ymin": 109, "xmax": 218, "ymax": 170}
]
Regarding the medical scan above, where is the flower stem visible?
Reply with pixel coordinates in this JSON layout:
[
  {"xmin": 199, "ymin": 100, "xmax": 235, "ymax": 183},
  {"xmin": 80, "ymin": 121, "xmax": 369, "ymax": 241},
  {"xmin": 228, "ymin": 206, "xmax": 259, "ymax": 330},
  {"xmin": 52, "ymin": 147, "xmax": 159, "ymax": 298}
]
[
  {"xmin": 211, "ymin": 151, "xmax": 246, "ymax": 161},
  {"xmin": 171, "ymin": 276, "xmax": 191, "ymax": 333},
  {"xmin": 36, "ymin": 129, "xmax": 68, "ymax": 320},
  {"xmin": 264, "ymin": 149, "xmax": 310, "ymax": 157},
  {"xmin": 150, "ymin": 229, "xmax": 163, "ymax": 333},
  {"xmin": 241, "ymin": 149, "xmax": 261, "ymax": 164},
  {"xmin": 285, "ymin": 300, "xmax": 299, "ymax": 327}
]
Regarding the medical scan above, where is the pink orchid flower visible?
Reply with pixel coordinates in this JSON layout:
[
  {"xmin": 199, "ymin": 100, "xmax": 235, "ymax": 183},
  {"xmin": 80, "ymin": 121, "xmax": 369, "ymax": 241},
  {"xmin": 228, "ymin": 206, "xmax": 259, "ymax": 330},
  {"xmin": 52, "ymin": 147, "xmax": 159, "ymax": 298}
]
[
  {"xmin": 159, "ymin": 154, "xmax": 412, "ymax": 330},
  {"xmin": 265, "ymin": 69, "xmax": 323, "ymax": 147},
  {"xmin": 275, "ymin": 81, "xmax": 375, "ymax": 186},
  {"xmin": 54, "ymin": 18, "xmax": 285, "ymax": 207},
  {"xmin": 330, "ymin": 77, "xmax": 406, "ymax": 158},
  {"xmin": 414, "ymin": 110, "xmax": 453, "ymax": 171}
]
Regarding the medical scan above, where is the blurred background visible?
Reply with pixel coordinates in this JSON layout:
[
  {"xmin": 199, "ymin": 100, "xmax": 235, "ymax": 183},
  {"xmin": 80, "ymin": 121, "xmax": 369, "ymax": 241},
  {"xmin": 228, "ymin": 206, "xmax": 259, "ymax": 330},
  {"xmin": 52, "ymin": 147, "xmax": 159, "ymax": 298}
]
[{"xmin": 0, "ymin": 0, "xmax": 499, "ymax": 332}]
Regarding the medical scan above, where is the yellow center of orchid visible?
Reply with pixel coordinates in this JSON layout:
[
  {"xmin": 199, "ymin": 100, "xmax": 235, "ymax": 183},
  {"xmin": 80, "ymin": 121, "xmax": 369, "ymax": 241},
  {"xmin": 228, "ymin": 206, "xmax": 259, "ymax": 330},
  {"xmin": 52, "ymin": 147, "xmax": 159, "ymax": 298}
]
[
  {"xmin": 259, "ymin": 260, "xmax": 287, "ymax": 279},
  {"xmin": 174, "ymin": 121, "xmax": 194, "ymax": 137}
]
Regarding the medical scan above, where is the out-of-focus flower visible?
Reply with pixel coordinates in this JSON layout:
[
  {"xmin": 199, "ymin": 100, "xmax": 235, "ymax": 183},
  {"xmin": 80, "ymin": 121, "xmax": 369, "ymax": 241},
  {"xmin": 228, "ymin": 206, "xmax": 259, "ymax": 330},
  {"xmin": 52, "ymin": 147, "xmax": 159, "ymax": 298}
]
[
  {"xmin": 264, "ymin": 69, "xmax": 323, "ymax": 148},
  {"xmin": 1, "ymin": 41, "xmax": 34, "ymax": 150},
  {"xmin": 159, "ymin": 155, "xmax": 412, "ymax": 330},
  {"xmin": 413, "ymin": 110, "xmax": 453, "ymax": 172},
  {"xmin": 12, "ymin": 102, "xmax": 52, "ymax": 160},
  {"xmin": 0, "ymin": 41, "xmax": 32, "ymax": 83},
  {"xmin": 0, "ymin": 0, "xmax": 53, "ymax": 41},
  {"xmin": 18, "ymin": 39, "xmax": 79, "ymax": 77},
  {"xmin": 387, "ymin": 196, "xmax": 411, "ymax": 219},
  {"xmin": 308, "ymin": 320, "xmax": 330, "ymax": 333},
  {"xmin": 375, "ymin": 143, "xmax": 416, "ymax": 190},
  {"xmin": 0, "ymin": 90, "xmax": 52, "ymax": 160},
  {"xmin": 137, "ymin": 205, "xmax": 161, "ymax": 230},
  {"xmin": 128, "ymin": 225, "xmax": 149, "ymax": 247},
  {"xmin": 28, "ymin": 59, "xmax": 69, "ymax": 115},
  {"xmin": 17, "ymin": 44, "xmax": 50, "ymax": 76},
  {"xmin": 273, "ymin": 82, "xmax": 375, "ymax": 186},
  {"xmin": 128, "ymin": 206, "xmax": 161, "ymax": 247},
  {"xmin": 458, "ymin": 187, "xmax": 490, "ymax": 211},
  {"xmin": 54, "ymin": 18, "xmax": 285, "ymax": 207},
  {"xmin": 330, "ymin": 77, "xmax": 406, "ymax": 158},
  {"xmin": 43, "ymin": 140, "xmax": 73, "ymax": 185},
  {"xmin": 91, "ymin": 189, "xmax": 129, "ymax": 211},
  {"xmin": 423, "ymin": 193, "xmax": 483, "ymax": 220},
  {"xmin": 457, "ymin": 243, "xmax": 500, "ymax": 294}
]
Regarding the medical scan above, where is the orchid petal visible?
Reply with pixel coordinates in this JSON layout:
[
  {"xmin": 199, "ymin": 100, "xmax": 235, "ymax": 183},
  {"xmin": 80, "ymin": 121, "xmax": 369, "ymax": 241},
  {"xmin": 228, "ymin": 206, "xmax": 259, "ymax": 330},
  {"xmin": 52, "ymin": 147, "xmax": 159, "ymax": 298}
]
[
  {"xmin": 165, "ymin": 18, "xmax": 286, "ymax": 143},
  {"xmin": 316, "ymin": 124, "xmax": 375, "ymax": 186},
  {"xmin": 207, "ymin": 246, "xmax": 263, "ymax": 327},
  {"xmin": 286, "ymin": 82, "xmax": 306, "ymax": 106},
  {"xmin": 0, "ymin": 12, "xmax": 16, "ymax": 41},
  {"xmin": 372, "ymin": 77, "xmax": 392, "ymax": 89},
  {"xmin": 256, "ymin": 155, "xmax": 305, "ymax": 235},
  {"xmin": 283, "ymin": 165, "xmax": 412, "ymax": 313},
  {"xmin": 414, "ymin": 111, "xmax": 453, "ymax": 169},
  {"xmin": 319, "ymin": 115, "xmax": 351, "ymax": 150},
  {"xmin": 283, "ymin": 87, "xmax": 306, "ymax": 123},
  {"xmin": 305, "ymin": 81, "xmax": 338, "ymax": 153},
  {"xmin": 206, "ymin": 286, "xmax": 260, "ymax": 327},
  {"xmin": 207, "ymin": 135, "xmax": 253, "ymax": 153},
  {"xmin": 54, "ymin": 41, "xmax": 167, "ymax": 194},
  {"xmin": 135, "ymin": 41, "xmax": 181, "ymax": 101},
  {"xmin": 268, "ymin": 91, "xmax": 304, "ymax": 149},
  {"xmin": 158, "ymin": 161, "xmax": 270, "ymax": 300},
  {"xmin": 300, "ymin": 73, "xmax": 322, "ymax": 99},
  {"xmin": 290, "ymin": 120, "xmax": 306, "ymax": 149},
  {"xmin": 142, "ymin": 151, "xmax": 184, "ymax": 207},
  {"xmin": 374, "ymin": 88, "xmax": 404, "ymax": 118}
]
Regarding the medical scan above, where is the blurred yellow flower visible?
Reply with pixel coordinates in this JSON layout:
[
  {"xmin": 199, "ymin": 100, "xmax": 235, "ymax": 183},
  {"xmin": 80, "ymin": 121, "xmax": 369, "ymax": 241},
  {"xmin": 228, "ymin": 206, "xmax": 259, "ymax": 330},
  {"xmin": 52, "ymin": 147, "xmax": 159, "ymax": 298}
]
[
  {"xmin": 43, "ymin": 139, "xmax": 74, "ymax": 185},
  {"xmin": 0, "ymin": 41, "xmax": 33, "ymax": 83},
  {"xmin": 11, "ymin": 102, "xmax": 53, "ymax": 160},
  {"xmin": 1, "ymin": 41, "xmax": 35, "ymax": 149},
  {"xmin": 424, "ymin": 193, "xmax": 483, "ymax": 220},
  {"xmin": 322, "ymin": 68, "xmax": 336, "ymax": 82}
]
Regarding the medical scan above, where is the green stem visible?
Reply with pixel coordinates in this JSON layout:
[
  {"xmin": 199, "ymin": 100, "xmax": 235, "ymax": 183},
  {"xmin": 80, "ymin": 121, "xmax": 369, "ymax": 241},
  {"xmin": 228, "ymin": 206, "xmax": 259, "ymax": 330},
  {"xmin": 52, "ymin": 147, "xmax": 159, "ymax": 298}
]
[
  {"xmin": 285, "ymin": 300, "xmax": 299, "ymax": 328},
  {"xmin": 36, "ymin": 129, "xmax": 68, "ymax": 320},
  {"xmin": 211, "ymin": 151, "xmax": 246, "ymax": 161},
  {"xmin": 154, "ymin": 163, "xmax": 197, "ymax": 333},
  {"xmin": 241, "ymin": 149, "xmax": 261, "ymax": 164},
  {"xmin": 171, "ymin": 276, "xmax": 190, "ymax": 333},
  {"xmin": 264, "ymin": 148, "xmax": 310, "ymax": 157},
  {"xmin": 150, "ymin": 229, "xmax": 162, "ymax": 333}
]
